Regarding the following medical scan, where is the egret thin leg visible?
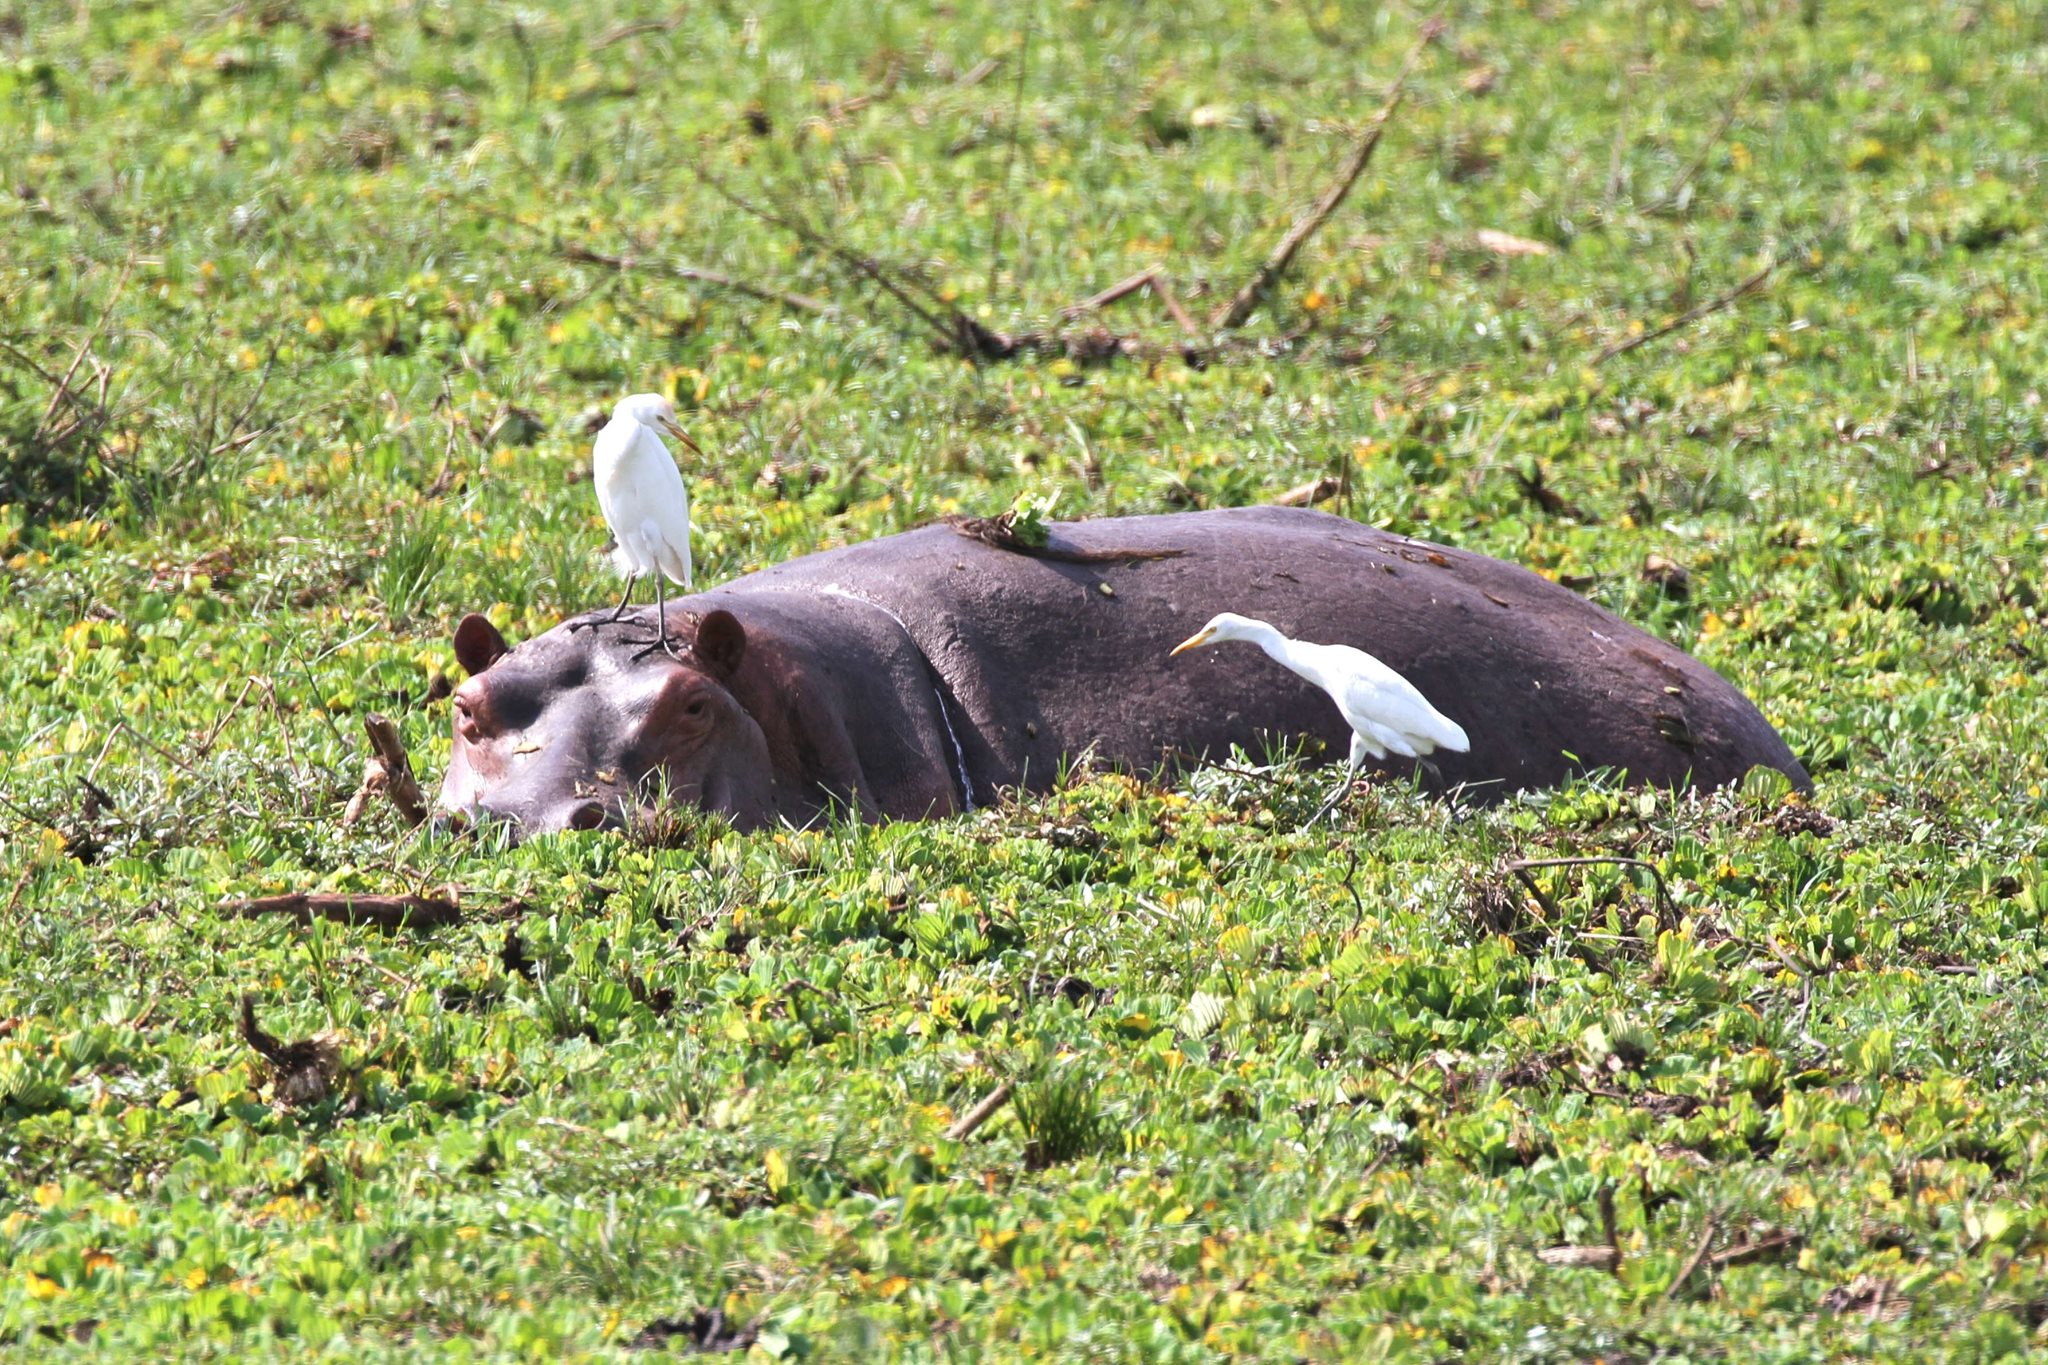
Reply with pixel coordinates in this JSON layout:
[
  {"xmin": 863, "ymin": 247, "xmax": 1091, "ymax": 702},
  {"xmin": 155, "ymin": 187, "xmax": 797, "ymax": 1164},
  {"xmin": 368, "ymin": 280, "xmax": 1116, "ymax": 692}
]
[
  {"xmin": 1308, "ymin": 748, "xmax": 1366, "ymax": 828},
  {"xmin": 605, "ymin": 574, "xmax": 640, "ymax": 622},
  {"xmin": 654, "ymin": 574, "xmax": 684, "ymax": 660},
  {"xmin": 569, "ymin": 573, "xmax": 640, "ymax": 635},
  {"xmin": 1308, "ymin": 770, "xmax": 1355, "ymax": 827}
]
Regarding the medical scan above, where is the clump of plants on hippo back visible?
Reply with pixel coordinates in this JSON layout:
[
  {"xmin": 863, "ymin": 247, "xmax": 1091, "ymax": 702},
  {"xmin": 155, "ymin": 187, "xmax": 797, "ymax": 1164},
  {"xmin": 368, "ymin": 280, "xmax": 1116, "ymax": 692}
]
[{"xmin": 999, "ymin": 489, "xmax": 1060, "ymax": 548}]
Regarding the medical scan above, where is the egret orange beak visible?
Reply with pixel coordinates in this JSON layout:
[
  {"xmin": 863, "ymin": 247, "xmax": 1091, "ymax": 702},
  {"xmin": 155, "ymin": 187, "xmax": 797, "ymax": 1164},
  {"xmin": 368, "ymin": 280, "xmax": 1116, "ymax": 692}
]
[
  {"xmin": 658, "ymin": 416, "xmax": 702, "ymax": 458},
  {"xmin": 1169, "ymin": 627, "xmax": 1214, "ymax": 657}
]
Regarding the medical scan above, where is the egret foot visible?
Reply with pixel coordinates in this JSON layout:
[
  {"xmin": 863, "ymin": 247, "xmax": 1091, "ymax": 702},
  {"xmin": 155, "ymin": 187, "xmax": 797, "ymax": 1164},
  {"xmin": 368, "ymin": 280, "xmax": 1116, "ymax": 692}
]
[
  {"xmin": 569, "ymin": 575, "xmax": 643, "ymax": 635},
  {"xmin": 629, "ymin": 632, "xmax": 690, "ymax": 663},
  {"xmin": 627, "ymin": 577, "xmax": 687, "ymax": 662}
]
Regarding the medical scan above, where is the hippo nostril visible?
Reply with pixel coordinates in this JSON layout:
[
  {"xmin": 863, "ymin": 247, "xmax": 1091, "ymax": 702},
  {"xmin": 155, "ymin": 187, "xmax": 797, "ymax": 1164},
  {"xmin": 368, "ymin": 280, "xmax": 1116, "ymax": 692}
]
[{"xmin": 567, "ymin": 799, "xmax": 608, "ymax": 831}]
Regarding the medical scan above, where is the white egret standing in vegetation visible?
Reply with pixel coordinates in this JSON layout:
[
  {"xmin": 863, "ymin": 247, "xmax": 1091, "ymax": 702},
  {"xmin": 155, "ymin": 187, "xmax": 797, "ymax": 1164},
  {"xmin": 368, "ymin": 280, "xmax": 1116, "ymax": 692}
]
[
  {"xmin": 582, "ymin": 392, "xmax": 701, "ymax": 659},
  {"xmin": 1171, "ymin": 612, "xmax": 1470, "ymax": 824}
]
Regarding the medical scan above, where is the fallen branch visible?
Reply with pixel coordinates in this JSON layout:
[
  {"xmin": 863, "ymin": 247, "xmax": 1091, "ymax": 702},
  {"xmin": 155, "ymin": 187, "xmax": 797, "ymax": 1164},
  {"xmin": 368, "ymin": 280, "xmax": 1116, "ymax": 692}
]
[
  {"xmin": 945, "ymin": 1080, "xmax": 1015, "ymax": 1141},
  {"xmin": 37, "ymin": 259, "xmax": 133, "ymax": 443},
  {"xmin": 535, "ymin": 1114, "xmax": 626, "ymax": 1145},
  {"xmin": 1147, "ymin": 272, "xmax": 1201, "ymax": 337},
  {"xmin": 1209, "ymin": 12, "xmax": 1443, "ymax": 331},
  {"xmin": 1592, "ymin": 257, "xmax": 1777, "ymax": 366},
  {"xmin": 1511, "ymin": 462, "xmax": 1592, "ymax": 521},
  {"xmin": 221, "ymin": 892, "xmax": 463, "ymax": 932},
  {"xmin": 952, "ymin": 56, "xmax": 1001, "ymax": 89},
  {"xmin": 1597, "ymin": 1182, "xmax": 1623, "ymax": 1278}
]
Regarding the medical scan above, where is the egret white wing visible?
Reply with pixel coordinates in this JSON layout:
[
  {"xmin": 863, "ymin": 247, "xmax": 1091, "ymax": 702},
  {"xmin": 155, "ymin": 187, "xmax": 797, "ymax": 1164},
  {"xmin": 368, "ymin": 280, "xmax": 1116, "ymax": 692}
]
[
  {"xmin": 593, "ymin": 423, "xmax": 651, "ymax": 577},
  {"xmin": 1325, "ymin": 644, "xmax": 1470, "ymax": 755},
  {"xmin": 615, "ymin": 429, "xmax": 693, "ymax": 587}
]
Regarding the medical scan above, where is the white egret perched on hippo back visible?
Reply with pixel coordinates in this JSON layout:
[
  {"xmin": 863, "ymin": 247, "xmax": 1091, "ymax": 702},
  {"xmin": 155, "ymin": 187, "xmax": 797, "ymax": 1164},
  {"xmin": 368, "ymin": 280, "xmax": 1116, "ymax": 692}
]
[
  {"xmin": 1171, "ymin": 612, "xmax": 1470, "ymax": 824},
  {"xmin": 577, "ymin": 392, "xmax": 702, "ymax": 659}
]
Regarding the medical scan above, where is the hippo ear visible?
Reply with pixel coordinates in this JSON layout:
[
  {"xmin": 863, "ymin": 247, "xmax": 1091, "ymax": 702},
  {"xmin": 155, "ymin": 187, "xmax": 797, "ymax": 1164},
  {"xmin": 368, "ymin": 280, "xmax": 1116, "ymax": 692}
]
[
  {"xmin": 694, "ymin": 609, "xmax": 746, "ymax": 679},
  {"xmin": 454, "ymin": 614, "xmax": 510, "ymax": 676}
]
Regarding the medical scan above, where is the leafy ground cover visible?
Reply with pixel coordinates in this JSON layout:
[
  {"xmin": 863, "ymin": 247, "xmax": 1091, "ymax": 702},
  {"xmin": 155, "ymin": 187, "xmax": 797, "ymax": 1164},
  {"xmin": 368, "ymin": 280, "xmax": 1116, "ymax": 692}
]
[{"xmin": 4, "ymin": 0, "xmax": 2047, "ymax": 1358}]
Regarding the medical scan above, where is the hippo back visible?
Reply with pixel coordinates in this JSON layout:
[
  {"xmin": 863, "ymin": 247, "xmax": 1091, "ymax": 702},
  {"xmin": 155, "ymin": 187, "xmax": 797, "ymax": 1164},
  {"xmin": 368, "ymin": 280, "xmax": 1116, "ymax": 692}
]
[{"xmin": 711, "ymin": 507, "xmax": 1807, "ymax": 801}]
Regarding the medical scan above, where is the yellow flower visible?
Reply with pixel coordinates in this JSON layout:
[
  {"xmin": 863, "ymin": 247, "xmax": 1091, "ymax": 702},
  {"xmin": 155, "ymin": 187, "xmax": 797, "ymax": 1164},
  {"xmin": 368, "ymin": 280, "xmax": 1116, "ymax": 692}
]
[{"xmin": 24, "ymin": 1273, "xmax": 63, "ymax": 1300}]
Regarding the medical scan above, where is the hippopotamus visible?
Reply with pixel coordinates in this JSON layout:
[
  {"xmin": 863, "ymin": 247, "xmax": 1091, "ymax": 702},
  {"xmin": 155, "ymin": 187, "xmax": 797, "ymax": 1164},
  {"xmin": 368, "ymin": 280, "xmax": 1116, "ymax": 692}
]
[{"xmin": 439, "ymin": 506, "xmax": 1807, "ymax": 835}]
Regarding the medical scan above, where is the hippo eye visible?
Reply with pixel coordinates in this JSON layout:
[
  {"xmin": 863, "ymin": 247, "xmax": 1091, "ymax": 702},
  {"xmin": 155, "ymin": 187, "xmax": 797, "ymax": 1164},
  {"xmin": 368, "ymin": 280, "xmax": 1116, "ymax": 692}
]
[{"xmin": 684, "ymin": 699, "xmax": 707, "ymax": 717}]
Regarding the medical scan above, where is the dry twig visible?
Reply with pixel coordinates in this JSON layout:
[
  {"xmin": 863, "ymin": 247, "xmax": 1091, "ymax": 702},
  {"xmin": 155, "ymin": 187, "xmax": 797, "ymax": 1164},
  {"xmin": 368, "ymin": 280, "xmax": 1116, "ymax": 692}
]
[
  {"xmin": 695, "ymin": 168, "xmax": 995, "ymax": 354},
  {"xmin": 945, "ymin": 1080, "xmax": 1015, "ymax": 1141},
  {"xmin": 1662, "ymin": 1213, "xmax": 1722, "ymax": 1301},
  {"xmin": 1643, "ymin": 69, "xmax": 1758, "ymax": 215},
  {"xmin": 342, "ymin": 714, "xmax": 428, "ymax": 829},
  {"xmin": 560, "ymin": 243, "xmax": 844, "ymax": 317},
  {"xmin": 221, "ymin": 892, "xmax": 464, "ymax": 932},
  {"xmin": 1209, "ymin": 12, "xmax": 1443, "ymax": 331},
  {"xmin": 591, "ymin": 9, "xmax": 687, "ymax": 50},
  {"xmin": 1270, "ymin": 475, "xmax": 1340, "ymax": 507},
  {"xmin": 1593, "ymin": 257, "xmax": 1777, "ymax": 366},
  {"xmin": 1063, "ymin": 266, "xmax": 1202, "ymax": 338}
]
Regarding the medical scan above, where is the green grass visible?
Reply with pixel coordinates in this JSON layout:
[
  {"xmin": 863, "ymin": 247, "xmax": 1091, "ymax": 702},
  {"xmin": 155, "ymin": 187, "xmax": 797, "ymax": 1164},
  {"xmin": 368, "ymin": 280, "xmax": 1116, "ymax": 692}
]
[{"xmin": 4, "ymin": 0, "xmax": 2048, "ymax": 1358}]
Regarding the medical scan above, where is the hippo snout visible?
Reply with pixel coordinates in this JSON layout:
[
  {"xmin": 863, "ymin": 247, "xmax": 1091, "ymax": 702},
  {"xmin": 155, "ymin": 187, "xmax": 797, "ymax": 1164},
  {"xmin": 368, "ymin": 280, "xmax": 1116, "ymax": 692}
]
[{"xmin": 432, "ymin": 788, "xmax": 652, "ymax": 843}]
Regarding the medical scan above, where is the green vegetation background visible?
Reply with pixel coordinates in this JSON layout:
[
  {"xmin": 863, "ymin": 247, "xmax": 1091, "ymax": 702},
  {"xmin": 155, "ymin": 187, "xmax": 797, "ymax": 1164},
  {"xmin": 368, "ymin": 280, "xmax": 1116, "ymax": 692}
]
[{"xmin": 3, "ymin": 0, "xmax": 2046, "ymax": 1359}]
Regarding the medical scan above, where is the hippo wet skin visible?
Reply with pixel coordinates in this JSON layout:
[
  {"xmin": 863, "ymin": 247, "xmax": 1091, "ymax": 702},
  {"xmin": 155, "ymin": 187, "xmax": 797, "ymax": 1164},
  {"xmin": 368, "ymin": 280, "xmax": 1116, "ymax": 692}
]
[{"xmin": 439, "ymin": 506, "xmax": 1808, "ymax": 835}]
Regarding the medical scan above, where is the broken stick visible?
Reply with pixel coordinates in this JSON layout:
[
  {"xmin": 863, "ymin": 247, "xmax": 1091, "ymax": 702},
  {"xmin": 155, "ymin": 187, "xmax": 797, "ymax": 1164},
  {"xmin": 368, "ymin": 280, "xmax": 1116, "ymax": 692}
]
[
  {"xmin": 944, "ymin": 1080, "xmax": 1015, "ymax": 1141},
  {"xmin": 1063, "ymin": 267, "xmax": 1164, "ymax": 316},
  {"xmin": 1270, "ymin": 475, "xmax": 1340, "ymax": 508},
  {"xmin": 1593, "ymin": 257, "xmax": 1777, "ymax": 366},
  {"xmin": 222, "ymin": 892, "xmax": 463, "ymax": 932},
  {"xmin": 559, "ymin": 244, "xmax": 843, "ymax": 318},
  {"xmin": 343, "ymin": 713, "xmax": 428, "ymax": 828},
  {"xmin": 1064, "ymin": 266, "xmax": 1203, "ymax": 339}
]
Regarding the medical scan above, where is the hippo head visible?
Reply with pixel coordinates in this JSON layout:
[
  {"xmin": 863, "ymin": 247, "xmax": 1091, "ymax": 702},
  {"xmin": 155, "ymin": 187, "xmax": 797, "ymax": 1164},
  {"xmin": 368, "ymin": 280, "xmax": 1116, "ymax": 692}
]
[{"xmin": 437, "ymin": 608, "xmax": 775, "ymax": 837}]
